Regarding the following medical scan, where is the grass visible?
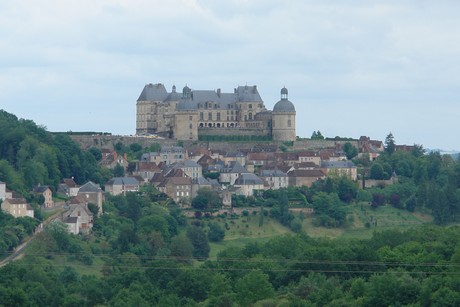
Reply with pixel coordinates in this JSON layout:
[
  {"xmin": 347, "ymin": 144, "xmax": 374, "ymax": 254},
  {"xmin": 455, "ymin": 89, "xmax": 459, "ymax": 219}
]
[
  {"xmin": 208, "ymin": 215, "xmax": 292, "ymax": 259},
  {"xmin": 208, "ymin": 203, "xmax": 433, "ymax": 256}
]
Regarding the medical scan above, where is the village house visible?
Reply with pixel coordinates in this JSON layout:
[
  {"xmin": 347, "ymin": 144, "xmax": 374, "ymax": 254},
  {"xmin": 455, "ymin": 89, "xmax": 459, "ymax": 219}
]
[
  {"xmin": 141, "ymin": 146, "xmax": 187, "ymax": 165},
  {"xmin": 171, "ymin": 160, "xmax": 202, "ymax": 179},
  {"xmin": 77, "ymin": 181, "xmax": 104, "ymax": 215},
  {"xmin": 0, "ymin": 181, "xmax": 6, "ymax": 200},
  {"xmin": 64, "ymin": 202, "xmax": 94, "ymax": 235},
  {"xmin": 320, "ymin": 161, "xmax": 358, "ymax": 181},
  {"xmin": 358, "ymin": 136, "xmax": 384, "ymax": 161},
  {"xmin": 58, "ymin": 178, "xmax": 79, "ymax": 197},
  {"xmin": 100, "ymin": 151, "xmax": 129, "ymax": 170},
  {"xmin": 259, "ymin": 169, "xmax": 289, "ymax": 190},
  {"xmin": 1, "ymin": 198, "xmax": 34, "ymax": 218},
  {"xmin": 233, "ymin": 173, "xmax": 265, "ymax": 197},
  {"xmin": 157, "ymin": 176, "xmax": 192, "ymax": 206},
  {"xmin": 287, "ymin": 169, "xmax": 326, "ymax": 187},
  {"xmin": 219, "ymin": 161, "xmax": 249, "ymax": 185},
  {"xmin": 133, "ymin": 162, "xmax": 162, "ymax": 183},
  {"xmin": 105, "ymin": 177, "xmax": 140, "ymax": 196},
  {"xmin": 33, "ymin": 185, "xmax": 54, "ymax": 208}
]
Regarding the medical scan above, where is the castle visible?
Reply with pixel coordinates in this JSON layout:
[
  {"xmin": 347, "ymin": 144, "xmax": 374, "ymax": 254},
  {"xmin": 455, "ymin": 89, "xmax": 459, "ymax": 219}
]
[{"xmin": 136, "ymin": 83, "xmax": 296, "ymax": 141}]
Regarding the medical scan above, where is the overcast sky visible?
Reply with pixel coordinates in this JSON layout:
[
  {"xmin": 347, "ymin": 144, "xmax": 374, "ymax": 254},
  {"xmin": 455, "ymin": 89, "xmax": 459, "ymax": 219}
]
[{"xmin": 1, "ymin": 0, "xmax": 459, "ymax": 150}]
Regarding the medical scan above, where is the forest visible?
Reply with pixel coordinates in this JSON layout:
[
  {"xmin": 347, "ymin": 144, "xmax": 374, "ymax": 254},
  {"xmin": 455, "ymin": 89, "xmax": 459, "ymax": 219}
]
[{"xmin": 1, "ymin": 109, "xmax": 460, "ymax": 305}]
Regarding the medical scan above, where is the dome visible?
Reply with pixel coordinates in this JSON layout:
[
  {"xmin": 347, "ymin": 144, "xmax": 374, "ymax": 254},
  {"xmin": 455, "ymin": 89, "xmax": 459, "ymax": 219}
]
[
  {"xmin": 273, "ymin": 99, "xmax": 295, "ymax": 112},
  {"xmin": 273, "ymin": 87, "xmax": 295, "ymax": 112},
  {"xmin": 165, "ymin": 85, "xmax": 181, "ymax": 101}
]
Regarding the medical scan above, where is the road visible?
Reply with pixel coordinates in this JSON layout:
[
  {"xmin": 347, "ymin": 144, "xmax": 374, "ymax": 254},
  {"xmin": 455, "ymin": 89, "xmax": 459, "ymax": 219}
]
[{"xmin": 0, "ymin": 205, "xmax": 66, "ymax": 268}]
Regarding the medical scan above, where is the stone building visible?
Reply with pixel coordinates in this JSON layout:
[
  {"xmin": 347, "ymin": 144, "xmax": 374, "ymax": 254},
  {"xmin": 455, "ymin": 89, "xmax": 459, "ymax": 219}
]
[{"xmin": 136, "ymin": 83, "xmax": 296, "ymax": 141}]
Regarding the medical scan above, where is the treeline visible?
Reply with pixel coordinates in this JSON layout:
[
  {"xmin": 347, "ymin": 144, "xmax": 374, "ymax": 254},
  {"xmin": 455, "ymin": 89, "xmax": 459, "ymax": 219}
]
[
  {"xmin": 0, "ymin": 110, "xmax": 108, "ymax": 196},
  {"xmin": 2, "ymin": 224, "xmax": 460, "ymax": 305},
  {"xmin": 359, "ymin": 146, "xmax": 460, "ymax": 225}
]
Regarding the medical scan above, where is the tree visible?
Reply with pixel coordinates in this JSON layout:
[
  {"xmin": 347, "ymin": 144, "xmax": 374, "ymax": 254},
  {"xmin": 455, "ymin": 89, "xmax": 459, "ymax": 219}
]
[
  {"xmin": 384, "ymin": 132, "xmax": 396, "ymax": 155},
  {"xmin": 370, "ymin": 162, "xmax": 385, "ymax": 180},
  {"xmin": 343, "ymin": 142, "xmax": 358, "ymax": 160},
  {"xmin": 207, "ymin": 222, "xmax": 225, "ymax": 242},
  {"xmin": 113, "ymin": 163, "xmax": 125, "ymax": 177},
  {"xmin": 191, "ymin": 188, "xmax": 222, "ymax": 210},
  {"xmin": 235, "ymin": 271, "xmax": 275, "ymax": 306},
  {"xmin": 311, "ymin": 130, "xmax": 325, "ymax": 140},
  {"xmin": 186, "ymin": 226, "xmax": 210, "ymax": 259}
]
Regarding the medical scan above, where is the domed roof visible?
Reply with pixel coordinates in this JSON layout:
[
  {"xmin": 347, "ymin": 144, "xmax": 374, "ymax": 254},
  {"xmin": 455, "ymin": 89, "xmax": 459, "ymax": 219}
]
[
  {"xmin": 165, "ymin": 85, "xmax": 181, "ymax": 101},
  {"xmin": 273, "ymin": 87, "xmax": 295, "ymax": 112},
  {"xmin": 273, "ymin": 99, "xmax": 295, "ymax": 112}
]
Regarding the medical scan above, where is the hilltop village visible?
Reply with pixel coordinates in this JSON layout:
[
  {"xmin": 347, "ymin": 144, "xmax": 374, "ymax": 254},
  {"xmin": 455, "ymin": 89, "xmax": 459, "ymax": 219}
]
[{"xmin": 1, "ymin": 83, "xmax": 406, "ymax": 234}]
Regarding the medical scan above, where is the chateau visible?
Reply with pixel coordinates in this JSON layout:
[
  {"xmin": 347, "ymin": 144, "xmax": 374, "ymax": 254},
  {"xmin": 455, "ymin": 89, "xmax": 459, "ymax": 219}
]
[{"xmin": 136, "ymin": 83, "xmax": 296, "ymax": 141}]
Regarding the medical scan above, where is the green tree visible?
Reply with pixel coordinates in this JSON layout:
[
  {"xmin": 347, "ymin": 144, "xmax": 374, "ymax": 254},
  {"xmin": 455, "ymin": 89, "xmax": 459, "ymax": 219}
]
[
  {"xmin": 207, "ymin": 222, "xmax": 225, "ymax": 242},
  {"xmin": 186, "ymin": 226, "xmax": 210, "ymax": 259},
  {"xmin": 113, "ymin": 163, "xmax": 125, "ymax": 177},
  {"xmin": 343, "ymin": 142, "xmax": 358, "ymax": 160},
  {"xmin": 191, "ymin": 188, "xmax": 222, "ymax": 210},
  {"xmin": 384, "ymin": 132, "xmax": 396, "ymax": 155},
  {"xmin": 235, "ymin": 271, "xmax": 275, "ymax": 306}
]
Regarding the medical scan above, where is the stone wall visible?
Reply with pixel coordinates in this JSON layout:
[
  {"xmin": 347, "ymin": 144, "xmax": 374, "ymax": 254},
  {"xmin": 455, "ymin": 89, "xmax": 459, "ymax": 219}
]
[{"xmin": 69, "ymin": 135, "xmax": 358, "ymax": 152}]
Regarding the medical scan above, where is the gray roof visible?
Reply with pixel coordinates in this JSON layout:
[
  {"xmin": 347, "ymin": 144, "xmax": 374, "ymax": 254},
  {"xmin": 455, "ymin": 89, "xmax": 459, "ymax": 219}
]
[
  {"xmin": 260, "ymin": 169, "xmax": 287, "ymax": 177},
  {"xmin": 234, "ymin": 173, "xmax": 264, "ymax": 185},
  {"xmin": 161, "ymin": 146, "xmax": 185, "ymax": 154},
  {"xmin": 138, "ymin": 83, "xmax": 169, "ymax": 101},
  {"xmin": 192, "ymin": 177, "xmax": 211, "ymax": 185},
  {"xmin": 78, "ymin": 181, "xmax": 102, "ymax": 193},
  {"xmin": 273, "ymin": 98, "xmax": 295, "ymax": 112},
  {"xmin": 223, "ymin": 161, "xmax": 248, "ymax": 174},
  {"xmin": 321, "ymin": 161, "xmax": 356, "ymax": 168},
  {"xmin": 140, "ymin": 84, "xmax": 265, "ymax": 110},
  {"xmin": 64, "ymin": 216, "xmax": 79, "ymax": 224},
  {"xmin": 106, "ymin": 177, "xmax": 140, "ymax": 186}
]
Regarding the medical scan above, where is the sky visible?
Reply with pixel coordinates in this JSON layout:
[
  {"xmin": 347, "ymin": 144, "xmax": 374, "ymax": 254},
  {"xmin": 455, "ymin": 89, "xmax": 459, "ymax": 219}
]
[{"xmin": 1, "ymin": 0, "xmax": 460, "ymax": 150}]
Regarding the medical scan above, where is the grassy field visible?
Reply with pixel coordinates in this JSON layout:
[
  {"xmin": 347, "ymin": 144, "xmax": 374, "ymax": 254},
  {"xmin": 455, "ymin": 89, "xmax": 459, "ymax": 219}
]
[
  {"xmin": 209, "ymin": 203, "xmax": 433, "ymax": 256},
  {"xmin": 209, "ymin": 215, "xmax": 293, "ymax": 258}
]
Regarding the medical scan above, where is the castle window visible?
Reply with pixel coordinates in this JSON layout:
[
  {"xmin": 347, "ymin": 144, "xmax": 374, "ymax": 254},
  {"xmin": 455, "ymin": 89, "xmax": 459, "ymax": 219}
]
[
  {"xmin": 208, "ymin": 113, "xmax": 212, "ymax": 120},
  {"xmin": 189, "ymin": 124, "xmax": 193, "ymax": 129},
  {"xmin": 189, "ymin": 115, "xmax": 193, "ymax": 121},
  {"xmin": 217, "ymin": 112, "xmax": 221, "ymax": 120},
  {"xmin": 249, "ymin": 104, "xmax": 252, "ymax": 109},
  {"xmin": 249, "ymin": 113, "xmax": 253, "ymax": 120},
  {"xmin": 288, "ymin": 120, "xmax": 291, "ymax": 127},
  {"xmin": 200, "ymin": 112, "xmax": 203, "ymax": 120}
]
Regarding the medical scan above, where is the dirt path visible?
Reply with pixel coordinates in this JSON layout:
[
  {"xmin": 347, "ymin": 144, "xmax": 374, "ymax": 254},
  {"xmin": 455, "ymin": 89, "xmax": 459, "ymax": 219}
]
[{"xmin": 0, "ymin": 207, "xmax": 65, "ymax": 268}]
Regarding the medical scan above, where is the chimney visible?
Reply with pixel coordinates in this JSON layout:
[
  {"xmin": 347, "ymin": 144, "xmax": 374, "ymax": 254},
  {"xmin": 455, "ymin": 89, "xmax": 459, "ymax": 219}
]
[
  {"xmin": 253, "ymin": 85, "xmax": 257, "ymax": 93},
  {"xmin": 217, "ymin": 88, "xmax": 221, "ymax": 97}
]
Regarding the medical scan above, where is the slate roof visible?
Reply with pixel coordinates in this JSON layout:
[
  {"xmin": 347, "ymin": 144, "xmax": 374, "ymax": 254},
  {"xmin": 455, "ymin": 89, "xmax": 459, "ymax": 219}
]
[
  {"xmin": 64, "ymin": 216, "xmax": 79, "ymax": 224},
  {"xmin": 287, "ymin": 169, "xmax": 326, "ymax": 177},
  {"xmin": 33, "ymin": 185, "xmax": 50, "ymax": 193},
  {"xmin": 138, "ymin": 83, "xmax": 169, "ymax": 101},
  {"xmin": 79, "ymin": 181, "xmax": 102, "ymax": 193},
  {"xmin": 320, "ymin": 161, "xmax": 356, "ymax": 168},
  {"xmin": 234, "ymin": 173, "xmax": 264, "ymax": 185},
  {"xmin": 140, "ymin": 84, "xmax": 264, "ymax": 110},
  {"xmin": 106, "ymin": 177, "xmax": 140, "ymax": 186},
  {"xmin": 223, "ymin": 161, "xmax": 248, "ymax": 174},
  {"xmin": 260, "ymin": 170, "xmax": 288, "ymax": 177}
]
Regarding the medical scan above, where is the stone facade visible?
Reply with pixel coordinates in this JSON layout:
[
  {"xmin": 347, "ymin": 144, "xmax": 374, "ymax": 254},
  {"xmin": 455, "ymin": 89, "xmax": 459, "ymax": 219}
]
[{"xmin": 136, "ymin": 83, "xmax": 296, "ymax": 142}]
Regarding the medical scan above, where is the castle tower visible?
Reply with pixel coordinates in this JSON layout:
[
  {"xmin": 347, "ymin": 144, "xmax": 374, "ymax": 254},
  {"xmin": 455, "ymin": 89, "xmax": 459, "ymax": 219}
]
[{"xmin": 272, "ymin": 87, "xmax": 296, "ymax": 142}]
